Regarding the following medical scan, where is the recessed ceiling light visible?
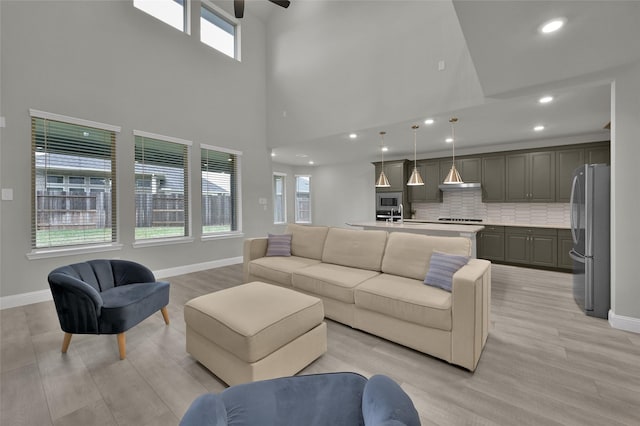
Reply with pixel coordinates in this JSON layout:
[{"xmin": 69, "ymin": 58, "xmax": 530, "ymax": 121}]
[
  {"xmin": 539, "ymin": 95, "xmax": 554, "ymax": 104},
  {"xmin": 349, "ymin": 133, "xmax": 357, "ymax": 139},
  {"xmin": 270, "ymin": 152, "xmax": 275, "ymax": 157},
  {"xmin": 539, "ymin": 18, "xmax": 566, "ymax": 34},
  {"xmin": 445, "ymin": 137, "xmax": 453, "ymax": 143},
  {"xmin": 308, "ymin": 160, "xmax": 314, "ymax": 165},
  {"xmin": 424, "ymin": 118, "xmax": 434, "ymax": 125},
  {"xmin": 382, "ymin": 147, "xmax": 388, "ymax": 152},
  {"xmin": 534, "ymin": 125, "xmax": 545, "ymax": 132}
]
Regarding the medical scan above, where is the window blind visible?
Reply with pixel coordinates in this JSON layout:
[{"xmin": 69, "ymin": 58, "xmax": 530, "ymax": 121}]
[
  {"xmin": 134, "ymin": 132, "xmax": 190, "ymax": 240},
  {"xmin": 31, "ymin": 114, "xmax": 117, "ymax": 249},
  {"xmin": 201, "ymin": 145, "xmax": 241, "ymax": 234},
  {"xmin": 295, "ymin": 175, "xmax": 311, "ymax": 224}
]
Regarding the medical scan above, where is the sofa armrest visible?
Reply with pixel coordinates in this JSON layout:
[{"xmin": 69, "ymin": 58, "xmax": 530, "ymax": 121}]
[
  {"xmin": 243, "ymin": 238, "xmax": 268, "ymax": 282},
  {"xmin": 450, "ymin": 258, "xmax": 491, "ymax": 371}
]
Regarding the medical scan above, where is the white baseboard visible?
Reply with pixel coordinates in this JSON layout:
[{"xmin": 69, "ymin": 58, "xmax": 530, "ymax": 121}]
[
  {"xmin": 609, "ymin": 309, "xmax": 640, "ymax": 334},
  {"xmin": 0, "ymin": 256, "xmax": 243, "ymax": 310},
  {"xmin": 153, "ymin": 256, "xmax": 243, "ymax": 279},
  {"xmin": 0, "ymin": 289, "xmax": 53, "ymax": 310}
]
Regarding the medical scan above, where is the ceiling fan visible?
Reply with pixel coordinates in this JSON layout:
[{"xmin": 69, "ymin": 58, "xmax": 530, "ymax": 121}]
[{"xmin": 234, "ymin": 0, "xmax": 290, "ymax": 19}]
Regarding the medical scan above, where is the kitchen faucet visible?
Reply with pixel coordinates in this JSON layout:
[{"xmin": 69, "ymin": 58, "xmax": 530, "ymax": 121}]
[{"xmin": 399, "ymin": 203, "xmax": 404, "ymax": 224}]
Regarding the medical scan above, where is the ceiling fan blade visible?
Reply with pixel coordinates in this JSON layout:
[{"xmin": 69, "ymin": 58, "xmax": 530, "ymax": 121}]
[
  {"xmin": 268, "ymin": 0, "xmax": 291, "ymax": 9},
  {"xmin": 234, "ymin": 0, "xmax": 244, "ymax": 18}
]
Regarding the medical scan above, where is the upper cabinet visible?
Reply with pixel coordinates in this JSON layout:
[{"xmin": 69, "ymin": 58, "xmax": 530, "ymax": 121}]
[
  {"xmin": 481, "ymin": 155, "xmax": 506, "ymax": 202},
  {"xmin": 408, "ymin": 160, "xmax": 441, "ymax": 202},
  {"xmin": 376, "ymin": 142, "xmax": 609, "ymax": 204},
  {"xmin": 439, "ymin": 157, "xmax": 482, "ymax": 183},
  {"xmin": 585, "ymin": 144, "xmax": 610, "ymax": 165},
  {"xmin": 556, "ymin": 148, "xmax": 585, "ymax": 202},
  {"xmin": 506, "ymin": 151, "xmax": 555, "ymax": 202},
  {"xmin": 374, "ymin": 160, "xmax": 408, "ymax": 193}
]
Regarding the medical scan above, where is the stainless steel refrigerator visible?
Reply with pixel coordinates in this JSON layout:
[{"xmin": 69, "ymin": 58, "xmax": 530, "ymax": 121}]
[{"xmin": 569, "ymin": 164, "xmax": 610, "ymax": 318}]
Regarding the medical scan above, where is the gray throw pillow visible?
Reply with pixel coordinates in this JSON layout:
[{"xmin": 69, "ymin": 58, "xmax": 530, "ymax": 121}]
[
  {"xmin": 266, "ymin": 233, "xmax": 292, "ymax": 257},
  {"xmin": 424, "ymin": 251, "xmax": 470, "ymax": 292}
]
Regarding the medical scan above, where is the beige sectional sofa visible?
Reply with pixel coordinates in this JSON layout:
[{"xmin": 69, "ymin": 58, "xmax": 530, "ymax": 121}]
[{"xmin": 243, "ymin": 224, "xmax": 491, "ymax": 371}]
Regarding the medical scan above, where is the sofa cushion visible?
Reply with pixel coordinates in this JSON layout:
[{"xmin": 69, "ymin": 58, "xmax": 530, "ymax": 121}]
[
  {"xmin": 292, "ymin": 263, "xmax": 380, "ymax": 304},
  {"xmin": 266, "ymin": 233, "xmax": 292, "ymax": 257},
  {"xmin": 321, "ymin": 228, "xmax": 388, "ymax": 271},
  {"xmin": 424, "ymin": 251, "xmax": 470, "ymax": 292},
  {"xmin": 355, "ymin": 273, "xmax": 452, "ymax": 331},
  {"xmin": 286, "ymin": 224, "xmax": 330, "ymax": 260},
  {"xmin": 381, "ymin": 233, "xmax": 471, "ymax": 281},
  {"xmin": 248, "ymin": 256, "xmax": 321, "ymax": 287}
]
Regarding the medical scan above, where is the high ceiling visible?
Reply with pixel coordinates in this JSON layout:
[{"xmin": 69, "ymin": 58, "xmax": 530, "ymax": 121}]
[{"xmin": 267, "ymin": 1, "xmax": 640, "ymax": 166}]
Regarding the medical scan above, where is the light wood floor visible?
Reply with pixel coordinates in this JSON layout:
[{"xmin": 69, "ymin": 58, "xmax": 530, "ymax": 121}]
[{"xmin": 1, "ymin": 263, "xmax": 639, "ymax": 425}]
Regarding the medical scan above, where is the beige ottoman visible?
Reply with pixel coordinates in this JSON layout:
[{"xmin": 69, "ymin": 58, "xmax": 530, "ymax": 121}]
[{"xmin": 184, "ymin": 281, "xmax": 327, "ymax": 386}]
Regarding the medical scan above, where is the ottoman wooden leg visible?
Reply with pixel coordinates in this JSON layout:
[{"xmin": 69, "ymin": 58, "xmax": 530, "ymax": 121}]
[{"xmin": 161, "ymin": 307, "xmax": 170, "ymax": 325}]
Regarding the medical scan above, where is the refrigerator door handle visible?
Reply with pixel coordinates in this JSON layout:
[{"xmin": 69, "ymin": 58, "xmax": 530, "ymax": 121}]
[
  {"xmin": 570, "ymin": 175, "xmax": 580, "ymax": 244},
  {"xmin": 569, "ymin": 249, "xmax": 585, "ymax": 263}
]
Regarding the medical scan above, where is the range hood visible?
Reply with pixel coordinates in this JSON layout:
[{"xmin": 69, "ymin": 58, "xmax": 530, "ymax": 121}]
[{"xmin": 439, "ymin": 182, "xmax": 481, "ymax": 191}]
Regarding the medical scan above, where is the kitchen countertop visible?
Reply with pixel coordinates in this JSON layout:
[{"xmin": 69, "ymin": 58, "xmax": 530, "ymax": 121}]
[
  {"xmin": 348, "ymin": 221, "xmax": 485, "ymax": 233},
  {"xmin": 402, "ymin": 219, "xmax": 570, "ymax": 230}
]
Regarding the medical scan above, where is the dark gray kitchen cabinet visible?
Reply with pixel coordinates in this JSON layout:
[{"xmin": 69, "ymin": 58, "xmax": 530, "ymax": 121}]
[
  {"xmin": 557, "ymin": 229, "xmax": 573, "ymax": 270},
  {"xmin": 585, "ymin": 144, "xmax": 610, "ymax": 165},
  {"xmin": 439, "ymin": 157, "xmax": 481, "ymax": 183},
  {"xmin": 374, "ymin": 160, "xmax": 408, "ymax": 193},
  {"xmin": 506, "ymin": 151, "xmax": 555, "ymax": 202},
  {"xmin": 408, "ymin": 160, "xmax": 441, "ymax": 202},
  {"xmin": 481, "ymin": 155, "xmax": 506, "ymax": 202},
  {"xmin": 478, "ymin": 226, "xmax": 505, "ymax": 262},
  {"xmin": 556, "ymin": 148, "xmax": 585, "ymax": 202},
  {"xmin": 505, "ymin": 227, "xmax": 557, "ymax": 268}
]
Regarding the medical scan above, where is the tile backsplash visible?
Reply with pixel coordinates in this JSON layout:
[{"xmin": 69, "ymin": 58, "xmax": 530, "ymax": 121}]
[{"xmin": 412, "ymin": 189, "xmax": 570, "ymax": 226}]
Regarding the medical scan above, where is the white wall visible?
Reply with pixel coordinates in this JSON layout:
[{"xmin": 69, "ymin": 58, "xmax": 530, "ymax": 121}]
[
  {"xmin": 0, "ymin": 0, "xmax": 273, "ymax": 298},
  {"xmin": 611, "ymin": 62, "xmax": 640, "ymax": 324},
  {"xmin": 265, "ymin": 0, "xmax": 482, "ymax": 149}
]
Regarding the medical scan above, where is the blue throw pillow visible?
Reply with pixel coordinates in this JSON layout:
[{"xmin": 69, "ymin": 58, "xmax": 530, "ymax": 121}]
[
  {"xmin": 266, "ymin": 233, "xmax": 292, "ymax": 257},
  {"xmin": 424, "ymin": 251, "xmax": 470, "ymax": 292}
]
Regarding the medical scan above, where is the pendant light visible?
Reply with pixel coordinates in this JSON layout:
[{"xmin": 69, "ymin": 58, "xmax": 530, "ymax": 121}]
[
  {"xmin": 375, "ymin": 131, "xmax": 391, "ymax": 187},
  {"xmin": 443, "ymin": 117, "xmax": 464, "ymax": 184},
  {"xmin": 407, "ymin": 125, "xmax": 424, "ymax": 186}
]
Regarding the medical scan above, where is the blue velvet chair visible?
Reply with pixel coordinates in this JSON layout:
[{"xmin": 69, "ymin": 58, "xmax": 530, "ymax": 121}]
[
  {"xmin": 48, "ymin": 259, "xmax": 170, "ymax": 360},
  {"xmin": 180, "ymin": 372, "xmax": 421, "ymax": 426}
]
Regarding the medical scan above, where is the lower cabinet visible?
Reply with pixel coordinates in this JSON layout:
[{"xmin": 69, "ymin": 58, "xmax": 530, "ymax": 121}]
[
  {"xmin": 557, "ymin": 229, "xmax": 574, "ymax": 270},
  {"xmin": 504, "ymin": 227, "xmax": 558, "ymax": 268},
  {"xmin": 478, "ymin": 226, "xmax": 505, "ymax": 262},
  {"xmin": 477, "ymin": 226, "xmax": 572, "ymax": 270}
]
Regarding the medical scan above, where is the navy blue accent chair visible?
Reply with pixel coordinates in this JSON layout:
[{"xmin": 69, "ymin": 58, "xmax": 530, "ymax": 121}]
[
  {"xmin": 180, "ymin": 372, "xmax": 421, "ymax": 426},
  {"xmin": 48, "ymin": 259, "xmax": 170, "ymax": 359}
]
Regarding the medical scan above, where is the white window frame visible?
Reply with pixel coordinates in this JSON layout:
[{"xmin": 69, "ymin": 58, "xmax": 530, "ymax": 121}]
[
  {"xmin": 273, "ymin": 172, "xmax": 287, "ymax": 224},
  {"xmin": 200, "ymin": 0, "xmax": 241, "ymax": 61},
  {"xmin": 27, "ymin": 109, "xmax": 123, "ymax": 259},
  {"xmin": 132, "ymin": 130, "xmax": 193, "ymax": 247},
  {"xmin": 295, "ymin": 174, "xmax": 312, "ymax": 224},
  {"xmin": 201, "ymin": 143, "xmax": 243, "ymax": 240}
]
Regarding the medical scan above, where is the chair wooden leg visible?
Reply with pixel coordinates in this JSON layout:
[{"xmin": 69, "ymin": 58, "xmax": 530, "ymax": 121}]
[
  {"xmin": 117, "ymin": 333, "xmax": 126, "ymax": 360},
  {"xmin": 61, "ymin": 333, "xmax": 72, "ymax": 353},
  {"xmin": 161, "ymin": 307, "xmax": 170, "ymax": 325}
]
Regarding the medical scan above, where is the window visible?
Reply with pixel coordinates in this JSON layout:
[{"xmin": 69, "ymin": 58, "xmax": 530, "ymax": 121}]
[
  {"xmin": 295, "ymin": 175, "xmax": 311, "ymax": 224},
  {"xmin": 134, "ymin": 0, "xmax": 188, "ymax": 33},
  {"xmin": 273, "ymin": 173, "xmax": 286, "ymax": 224},
  {"xmin": 134, "ymin": 131, "xmax": 191, "ymax": 241},
  {"xmin": 31, "ymin": 110, "xmax": 119, "ymax": 249},
  {"xmin": 201, "ymin": 145, "xmax": 242, "ymax": 235},
  {"xmin": 200, "ymin": 1, "xmax": 239, "ymax": 60}
]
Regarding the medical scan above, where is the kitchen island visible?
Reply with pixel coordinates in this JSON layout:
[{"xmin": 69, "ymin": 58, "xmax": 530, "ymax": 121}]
[{"xmin": 347, "ymin": 221, "xmax": 484, "ymax": 257}]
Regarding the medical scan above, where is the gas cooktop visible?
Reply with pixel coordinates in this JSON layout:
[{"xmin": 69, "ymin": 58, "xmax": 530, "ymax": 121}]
[{"xmin": 438, "ymin": 218, "xmax": 483, "ymax": 223}]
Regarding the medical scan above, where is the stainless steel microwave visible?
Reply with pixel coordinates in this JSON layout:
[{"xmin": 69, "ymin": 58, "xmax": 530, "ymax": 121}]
[{"xmin": 376, "ymin": 192, "xmax": 402, "ymax": 212}]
